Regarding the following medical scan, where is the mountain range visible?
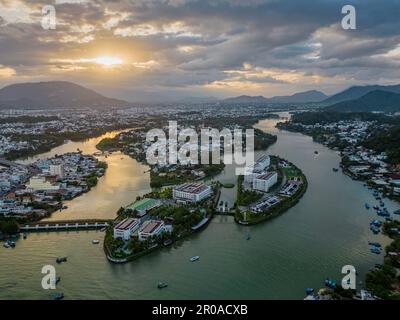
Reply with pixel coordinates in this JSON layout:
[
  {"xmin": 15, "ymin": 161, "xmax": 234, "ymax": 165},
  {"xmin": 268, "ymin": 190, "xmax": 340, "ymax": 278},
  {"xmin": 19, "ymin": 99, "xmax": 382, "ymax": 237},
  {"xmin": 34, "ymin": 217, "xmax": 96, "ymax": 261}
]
[
  {"xmin": 0, "ymin": 81, "xmax": 129, "ymax": 109},
  {"xmin": 221, "ymin": 90, "xmax": 328, "ymax": 104},
  {"xmin": 327, "ymin": 90, "xmax": 400, "ymax": 113}
]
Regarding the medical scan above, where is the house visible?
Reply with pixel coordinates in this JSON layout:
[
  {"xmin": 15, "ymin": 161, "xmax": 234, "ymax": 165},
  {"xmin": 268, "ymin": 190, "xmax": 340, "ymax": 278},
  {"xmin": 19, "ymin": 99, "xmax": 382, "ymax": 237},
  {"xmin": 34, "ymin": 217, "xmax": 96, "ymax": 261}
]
[{"xmin": 113, "ymin": 218, "xmax": 140, "ymax": 240}]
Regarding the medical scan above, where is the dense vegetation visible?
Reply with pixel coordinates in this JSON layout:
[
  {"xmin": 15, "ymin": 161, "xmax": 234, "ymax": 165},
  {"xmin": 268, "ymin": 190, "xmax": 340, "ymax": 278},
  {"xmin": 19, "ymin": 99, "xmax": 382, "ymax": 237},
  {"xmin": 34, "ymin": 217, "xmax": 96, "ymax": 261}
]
[
  {"xmin": 0, "ymin": 115, "xmax": 59, "ymax": 124},
  {"xmin": 0, "ymin": 219, "xmax": 19, "ymax": 235},
  {"xmin": 363, "ymin": 127, "xmax": 400, "ymax": 164}
]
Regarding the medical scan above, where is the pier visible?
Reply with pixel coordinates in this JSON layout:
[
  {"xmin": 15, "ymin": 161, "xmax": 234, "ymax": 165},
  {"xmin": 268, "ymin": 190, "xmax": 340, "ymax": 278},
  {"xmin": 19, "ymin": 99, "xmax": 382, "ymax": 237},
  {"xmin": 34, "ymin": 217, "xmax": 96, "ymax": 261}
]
[{"xmin": 20, "ymin": 219, "xmax": 113, "ymax": 232}]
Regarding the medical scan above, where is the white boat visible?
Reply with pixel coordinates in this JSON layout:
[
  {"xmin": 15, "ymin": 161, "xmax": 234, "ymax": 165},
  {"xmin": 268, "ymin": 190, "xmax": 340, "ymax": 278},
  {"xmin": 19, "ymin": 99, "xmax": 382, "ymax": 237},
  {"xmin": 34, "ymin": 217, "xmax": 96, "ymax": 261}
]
[
  {"xmin": 92, "ymin": 240, "xmax": 100, "ymax": 244},
  {"xmin": 3, "ymin": 242, "xmax": 10, "ymax": 248},
  {"xmin": 190, "ymin": 255, "xmax": 200, "ymax": 262}
]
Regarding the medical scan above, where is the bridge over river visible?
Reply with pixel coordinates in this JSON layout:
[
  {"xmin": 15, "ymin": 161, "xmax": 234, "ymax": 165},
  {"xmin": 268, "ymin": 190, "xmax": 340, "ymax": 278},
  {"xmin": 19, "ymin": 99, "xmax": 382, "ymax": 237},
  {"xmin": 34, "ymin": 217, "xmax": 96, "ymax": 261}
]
[{"xmin": 20, "ymin": 219, "xmax": 114, "ymax": 232}]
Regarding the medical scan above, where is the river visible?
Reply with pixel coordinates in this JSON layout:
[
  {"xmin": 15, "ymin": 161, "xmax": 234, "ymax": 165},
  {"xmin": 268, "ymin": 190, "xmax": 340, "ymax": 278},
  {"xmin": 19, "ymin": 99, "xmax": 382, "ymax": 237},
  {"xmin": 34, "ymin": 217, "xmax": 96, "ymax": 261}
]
[{"xmin": 0, "ymin": 114, "xmax": 398, "ymax": 299}]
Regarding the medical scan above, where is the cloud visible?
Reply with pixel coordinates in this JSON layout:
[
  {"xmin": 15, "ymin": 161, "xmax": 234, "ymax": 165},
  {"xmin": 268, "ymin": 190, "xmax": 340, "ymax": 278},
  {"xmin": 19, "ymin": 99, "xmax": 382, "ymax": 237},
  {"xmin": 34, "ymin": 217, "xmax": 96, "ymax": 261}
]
[{"xmin": 0, "ymin": 0, "xmax": 400, "ymax": 100}]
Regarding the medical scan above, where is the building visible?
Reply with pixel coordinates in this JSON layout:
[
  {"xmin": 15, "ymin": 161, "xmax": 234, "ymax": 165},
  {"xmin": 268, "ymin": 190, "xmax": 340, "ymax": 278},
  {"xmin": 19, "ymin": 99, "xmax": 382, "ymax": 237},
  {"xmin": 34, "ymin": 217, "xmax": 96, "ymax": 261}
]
[
  {"xmin": 26, "ymin": 176, "xmax": 60, "ymax": 191},
  {"xmin": 113, "ymin": 218, "xmax": 140, "ymax": 240},
  {"xmin": 173, "ymin": 183, "xmax": 212, "ymax": 203},
  {"xmin": 253, "ymin": 171, "xmax": 278, "ymax": 192},
  {"xmin": 254, "ymin": 155, "xmax": 270, "ymax": 171},
  {"xmin": 244, "ymin": 155, "xmax": 270, "ymax": 183},
  {"xmin": 49, "ymin": 164, "xmax": 64, "ymax": 179},
  {"xmin": 126, "ymin": 198, "xmax": 160, "ymax": 217},
  {"xmin": 138, "ymin": 220, "xmax": 165, "ymax": 241}
]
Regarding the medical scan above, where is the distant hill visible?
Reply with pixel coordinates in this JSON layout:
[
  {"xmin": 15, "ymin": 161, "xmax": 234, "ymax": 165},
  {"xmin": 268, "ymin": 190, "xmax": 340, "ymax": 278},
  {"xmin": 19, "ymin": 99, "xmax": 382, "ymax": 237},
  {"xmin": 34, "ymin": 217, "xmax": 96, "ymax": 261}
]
[
  {"xmin": 0, "ymin": 81, "xmax": 129, "ymax": 109},
  {"xmin": 222, "ymin": 95, "xmax": 268, "ymax": 104},
  {"xmin": 326, "ymin": 90, "xmax": 400, "ymax": 113},
  {"xmin": 323, "ymin": 84, "xmax": 400, "ymax": 104},
  {"xmin": 268, "ymin": 90, "xmax": 327, "ymax": 103},
  {"xmin": 222, "ymin": 90, "xmax": 327, "ymax": 104}
]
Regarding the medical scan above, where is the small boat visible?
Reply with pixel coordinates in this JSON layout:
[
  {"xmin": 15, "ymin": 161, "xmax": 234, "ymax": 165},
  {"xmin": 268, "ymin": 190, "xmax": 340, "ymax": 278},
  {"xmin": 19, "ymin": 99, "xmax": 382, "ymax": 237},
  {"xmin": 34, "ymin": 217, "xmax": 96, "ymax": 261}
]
[
  {"xmin": 52, "ymin": 292, "xmax": 64, "ymax": 300},
  {"xmin": 56, "ymin": 257, "xmax": 67, "ymax": 264},
  {"xmin": 62, "ymin": 206, "xmax": 68, "ymax": 210},
  {"xmin": 3, "ymin": 242, "xmax": 10, "ymax": 248},
  {"xmin": 368, "ymin": 242, "xmax": 381, "ymax": 247},
  {"xmin": 324, "ymin": 278, "xmax": 337, "ymax": 289},
  {"xmin": 157, "ymin": 282, "xmax": 168, "ymax": 289},
  {"xmin": 55, "ymin": 276, "xmax": 61, "ymax": 285},
  {"xmin": 163, "ymin": 239, "xmax": 173, "ymax": 246},
  {"xmin": 23, "ymin": 233, "xmax": 28, "ymax": 239},
  {"xmin": 190, "ymin": 256, "xmax": 200, "ymax": 262},
  {"xmin": 380, "ymin": 201, "xmax": 385, "ymax": 207},
  {"xmin": 371, "ymin": 247, "xmax": 381, "ymax": 254},
  {"xmin": 365, "ymin": 203, "xmax": 370, "ymax": 210},
  {"xmin": 246, "ymin": 234, "xmax": 251, "ymax": 240},
  {"xmin": 332, "ymin": 168, "xmax": 339, "ymax": 172},
  {"xmin": 92, "ymin": 240, "xmax": 100, "ymax": 244},
  {"xmin": 306, "ymin": 288, "xmax": 314, "ymax": 295},
  {"xmin": 7, "ymin": 241, "xmax": 15, "ymax": 248},
  {"xmin": 373, "ymin": 205, "xmax": 379, "ymax": 210},
  {"xmin": 314, "ymin": 151, "xmax": 319, "ymax": 155}
]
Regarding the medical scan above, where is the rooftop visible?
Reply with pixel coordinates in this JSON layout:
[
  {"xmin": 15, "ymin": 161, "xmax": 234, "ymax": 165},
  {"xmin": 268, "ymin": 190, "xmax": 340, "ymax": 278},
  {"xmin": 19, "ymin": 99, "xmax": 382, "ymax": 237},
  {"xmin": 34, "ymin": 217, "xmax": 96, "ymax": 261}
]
[
  {"xmin": 115, "ymin": 218, "xmax": 140, "ymax": 231},
  {"xmin": 127, "ymin": 198, "xmax": 157, "ymax": 211},
  {"xmin": 139, "ymin": 220, "xmax": 163, "ymax": 234},
  {"xmin": 174, "ymin": 183, "xmax": 210, "ymax": 194}
]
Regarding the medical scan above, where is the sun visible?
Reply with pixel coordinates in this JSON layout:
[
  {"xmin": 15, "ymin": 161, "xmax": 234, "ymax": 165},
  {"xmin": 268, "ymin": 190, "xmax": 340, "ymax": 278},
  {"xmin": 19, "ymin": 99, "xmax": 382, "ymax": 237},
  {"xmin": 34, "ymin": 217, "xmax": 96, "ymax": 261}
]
[{"xmin": 92, "ymin": 56, "xmax": 123, "ymax": 66}]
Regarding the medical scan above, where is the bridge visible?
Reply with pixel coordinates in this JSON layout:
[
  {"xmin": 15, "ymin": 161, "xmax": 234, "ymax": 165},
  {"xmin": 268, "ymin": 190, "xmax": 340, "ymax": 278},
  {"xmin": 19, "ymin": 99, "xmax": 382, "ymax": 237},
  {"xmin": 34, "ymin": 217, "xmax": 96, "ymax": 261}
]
[
  {"xmin": 0, "ymin": 158, "xmax": 26, "ymax": 168},
  {"xmin": 20, "ymin": 219, "xmax": 114, "ymax": 232}
]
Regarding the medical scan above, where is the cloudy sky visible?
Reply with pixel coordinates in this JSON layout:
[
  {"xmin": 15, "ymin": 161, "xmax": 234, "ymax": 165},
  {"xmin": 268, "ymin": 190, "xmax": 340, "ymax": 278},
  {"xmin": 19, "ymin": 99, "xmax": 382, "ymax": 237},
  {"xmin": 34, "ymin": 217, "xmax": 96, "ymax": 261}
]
[{"xmin": 0, "ymin": 0, "xmax": 400, "ymax": 102}]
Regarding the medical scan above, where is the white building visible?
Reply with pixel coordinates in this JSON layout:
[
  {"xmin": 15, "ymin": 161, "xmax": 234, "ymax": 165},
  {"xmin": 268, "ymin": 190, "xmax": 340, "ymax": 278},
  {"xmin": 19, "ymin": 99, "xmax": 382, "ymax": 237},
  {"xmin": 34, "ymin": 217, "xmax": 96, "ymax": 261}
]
[
  {"xmin": 49, "ymin": 164, "xmax": 64, "ymax": 179},
  {"xmin": 26, "ymin": 176, "xmax": 60, "ymax": 191},
  {"xmin": 138, "ymin": 220, "xmax": 166, "ymax": 241},
  {"xmin": 244, "ymin": 155, "xmax": 270, "ymax": 183},
  {"xmin": 253, "ymin": 171, "xmax": 278, "ymax": 192},
  {"xmin": 113, "ymin": 218, "xmax": 140, "ymax": 240},
  {"xmin": 254, "ymin": 155, "xmax": 270, "ymax": 171},
  {"xmin": 173, "ymin": 183, "xmax": 212, "ymax": 203}
]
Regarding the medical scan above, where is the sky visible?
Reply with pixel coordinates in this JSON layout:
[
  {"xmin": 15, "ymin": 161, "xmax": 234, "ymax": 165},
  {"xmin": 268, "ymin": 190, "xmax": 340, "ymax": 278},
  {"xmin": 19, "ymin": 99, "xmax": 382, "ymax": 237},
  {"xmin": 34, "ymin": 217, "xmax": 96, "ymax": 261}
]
[{"xmin": 0, "ymin": 0, "xmax": 400, "ymax": 102}]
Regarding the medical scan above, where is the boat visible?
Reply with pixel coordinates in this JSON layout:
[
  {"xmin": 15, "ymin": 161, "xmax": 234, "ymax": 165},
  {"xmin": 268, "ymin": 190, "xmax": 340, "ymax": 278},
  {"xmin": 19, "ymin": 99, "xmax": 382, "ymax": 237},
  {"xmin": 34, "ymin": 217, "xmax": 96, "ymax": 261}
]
[
  {"xmin": 3, "ymin": 242, "xmax": 10, "ymax": 248},
  {"xmin": 246, "ymin": 234, "xmax": 251, "ymax": 240},
  {"xmin": 373, "ymin": 205, "xmax": 379, "ymax": 210},
  {"xmin": 23, "ymin": 233, "xmax": 27, "ymax": 239},
  {"xmin": 380, "ymin": 201, "xmax": 385, "ymax": 207},
  {"xmin": 62, "ymin": 206, "xmax": 68, "ymax": 210},
  {"xmin": 92, "ymin": 240, "xmax": 100, "ymax": 244},
  {"xmin": 55, "ymin": 276, "xmax": 61, "ymax": 285},
  {"xmin": 56, "ymin": 257, "xmax": 67, "ymax": 264},
  {"xmin": 163, "ymin": 239, "xmax": 173, "ymax": 246},
  {"xmin": 332, "ymin": 168, "xmax": 339, "ymax": 172},
  {"xmin": 306, "ymin": 288, "xmax": 314, "ymax": 295},
  {"xmin": 368, "ymin": 242, "xmax": 381, "ymax": 247},
  {"xmin": 52, "ymin": 292, "xmax": 64, "ymax": 300},
  {"xmin": 6, "ymin": 240, "xmax": 15, "ymax": 248},
  {"xmin": 157, "ymin": 282, "xmax": 168, "ymax": 289},
  {"xmin": 314, "ymin": 151, "xmax": 319, "ymax": 155},
  {"xmin": 190, "ymin": 256, "xmax": 200, "ymax": 262},
  {"xmin": 365, "ymin": 203, "xmax": 370, "ymax": 210},
  {"xmin": 371, "ymin": 247, "xmax": 381, "ymax": 254},
  {"xmin": 324, "ymin": 278, "xmax": 337, "ymax": 289}
]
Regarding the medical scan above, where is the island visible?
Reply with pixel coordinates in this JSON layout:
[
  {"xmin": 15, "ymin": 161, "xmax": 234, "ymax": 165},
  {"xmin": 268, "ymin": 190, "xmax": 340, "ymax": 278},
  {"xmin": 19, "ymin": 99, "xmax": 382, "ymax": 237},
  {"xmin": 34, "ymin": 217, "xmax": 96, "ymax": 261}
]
[
  {"xmin": 234, "ymin": 155, "xmax": 307, "ymax": 225},
  {"xmin": 103, "ymin": 182, "xmax": 220, "ymax": 263}
]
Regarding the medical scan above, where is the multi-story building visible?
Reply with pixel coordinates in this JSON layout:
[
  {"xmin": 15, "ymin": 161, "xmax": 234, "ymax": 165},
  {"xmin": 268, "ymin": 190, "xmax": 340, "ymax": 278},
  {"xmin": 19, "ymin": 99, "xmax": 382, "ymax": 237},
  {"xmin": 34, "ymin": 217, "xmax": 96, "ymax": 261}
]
[
  {"xmin": 253, "ymin": 171, "xmax": 278, "ymax": 192},
  {"xmin": 138, "ymin": 220, "xmax": 165, "ymax": 241},
  {"xmin": 173, "ymin": 183, "xmax": 212, "ymax": 203},
  {"xmin": 113, "ymin": 218, "xmax": 140, "ymax": 240},
  {"xmin": 26, "ymin": 176, "xmax": 60, "ymax": 191}
]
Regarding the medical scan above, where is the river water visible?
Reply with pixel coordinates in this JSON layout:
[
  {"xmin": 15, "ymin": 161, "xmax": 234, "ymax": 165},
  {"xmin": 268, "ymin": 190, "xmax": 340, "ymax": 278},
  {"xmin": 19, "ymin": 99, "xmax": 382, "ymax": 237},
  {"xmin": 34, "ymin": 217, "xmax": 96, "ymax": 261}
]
[{"xmin": 1, "ymin": 114, "xmax": 398, "ymax": 299}]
